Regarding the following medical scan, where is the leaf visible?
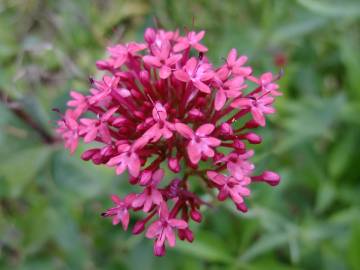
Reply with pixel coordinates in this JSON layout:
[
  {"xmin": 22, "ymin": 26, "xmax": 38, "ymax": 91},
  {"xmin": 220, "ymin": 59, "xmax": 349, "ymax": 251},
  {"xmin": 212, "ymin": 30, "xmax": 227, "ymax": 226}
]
[
  {"xmin": 348, "ymin": 221, "xmax": 360, "ymax": 269},
  {"xmin": 315, "ymin": 182, "xmax": 336, "ymax": 214},
  {"xmin": 175, "ymin": 231, "xmax": 233, "ymax": 263},
  {"xmin": 0, "ymin": 145, "xmax": 52, "ymax": 197},
  {"xmin": 328, "ymin": 131, "xmax": 356, "ymax": 180},
  {"xmin": 272, "ymin": 17, "xmax": 327, "ymax": 43},
  {"xmin": 297, "ymin": 0, "xmax": 360, "ymax": 17},
  {"xmin": 239, "ymin": 232, "xmax": 290, "ymax": 261}
]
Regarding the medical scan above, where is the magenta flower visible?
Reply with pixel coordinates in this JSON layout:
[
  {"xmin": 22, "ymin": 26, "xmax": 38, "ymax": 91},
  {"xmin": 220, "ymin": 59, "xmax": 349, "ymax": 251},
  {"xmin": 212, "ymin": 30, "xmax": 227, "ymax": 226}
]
[
  {"xmin": 56, "ymin": 109, "xmax": 80, "ymax": 154},
  {"xmin": 101, "ymin": 194, "xmax": 135, "ymax": 230},
  {"xmin": 174, "ymin": 30, "xmax": 207, "ymax": 52},
  {"xmin": 146, "ymin": 202, "xmax": 188, "ymax": 255},
  {"xmin": 207, "ymin": 171, "xmax": 251, "ymax": 205},
  {"xmin": 175, "ymin": 123, "xmax": 221, "ymax": 164},
  {"xmin": 132, "ymin": 169, "xmax": 164, "ymax": 212},
  {"xmin": 174, "ymin": 57, "xmax": 213, "ymax": 93},
  {"xmin": 79, "ymin": 106, "xmax": 118, "ymax": 143},
  {"xmin": 144, "ymin": 41, "xmax": 182, "ymax": 79},
  {"xmin": 56, "ymin": 27, "xmax": 282, "ymax": 256}
]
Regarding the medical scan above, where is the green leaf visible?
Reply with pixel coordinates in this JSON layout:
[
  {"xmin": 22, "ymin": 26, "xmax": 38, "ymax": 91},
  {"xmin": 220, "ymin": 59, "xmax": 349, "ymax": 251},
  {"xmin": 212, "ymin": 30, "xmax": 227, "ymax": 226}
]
[
  {"xmin": 175, "ymin": 231, "xmax": 233, "ymax": 263},
  {"xmin": 297, "ymin": 0, "xmax": 360, "ymax": 17},
  {"xmin": 315, "ymin": 182, "xmax": 336, "ymax": 214},
  {"xmin": 328, "ymin": 131, "xmax": 356, "ymax": 180},
  {"xmin": 239, "ymin": 232, "xmax": 289, "ymax": 261},
  {"xmin": 0, "ymin": 145, "xmax": 52, "ymax": 197}
]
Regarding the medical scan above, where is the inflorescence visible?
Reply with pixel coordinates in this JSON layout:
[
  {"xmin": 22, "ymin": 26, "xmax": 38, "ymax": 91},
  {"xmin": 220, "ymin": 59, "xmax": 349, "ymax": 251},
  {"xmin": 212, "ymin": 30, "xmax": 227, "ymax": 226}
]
[{"xmin": 56, "ymin": 28, "xmax": 282, "ymax": 256}]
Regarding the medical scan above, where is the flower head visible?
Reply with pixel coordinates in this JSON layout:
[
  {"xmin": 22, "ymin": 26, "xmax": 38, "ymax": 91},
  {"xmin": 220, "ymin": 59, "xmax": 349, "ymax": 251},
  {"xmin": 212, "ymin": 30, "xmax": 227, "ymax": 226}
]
[{"xmin": 56, "ymin": 27, "xmax": 282, "ymax": 256}]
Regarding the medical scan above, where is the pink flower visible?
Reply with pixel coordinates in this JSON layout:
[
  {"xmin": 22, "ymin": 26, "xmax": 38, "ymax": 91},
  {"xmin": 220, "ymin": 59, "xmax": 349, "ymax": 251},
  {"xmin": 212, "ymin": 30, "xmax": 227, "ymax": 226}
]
[
  {"xmin": 105, "ymin": 42, "xmax": 147, "ymax": 68},
  {"xmin": 231, "ymin": 93, "xmax": 276, "ymax": 126},
  {"xmin": 89, "ymin": 76, "xmax": 119, "ymax": 104},
  {"xmin": 174, "ymin": 57, "xmax": 214, "ymax": 93},
  {"xmin": 106, "ymin": 138, "xmax": 147, "ymax": 177},
  {"xmin": 174, "ymin": 30, "xmax": 207, "ymax": 52},
  {"xmin": 143, "ymin": 102, "xmax": 174, "ymax": 142},
  {"xmin": 57, "ymin": 27, "xmax": 282, "ymax": 257},
  {"xmin": 220, "ymin": 48, "xmax": 252, "ymax": 77},
  {"xmin": 175, "ymin": 123, "xmax": 221, "ymax": 164},
  {"xmin": 67, "ymin": 91, "xmax": 88, "ymax": 116},
  {"xmin": 214, "ymin": 76, "xmax": 247, "ymax": 110},
  {"xmin": 79, "ymin": 106, "xmax": 118, "ymax": 143},
  {"xmin": 102, "ymin": 194, "xmax": 135, "ymax": 230},
  {"xmin": 56, "ymin": 109, "xmax": 80, "ymax": 154},
  {"xmin": 226, "ymin": 150, "xmax": 255, "ymax": 180},
  {"xmin": 248, "ymin": 72, "xmax": 281, "ymax": 96},
  {"xmin": 146, "ymin": 202, "xmax": 188, "ymax": 256},
  {"xmin": 207, "ymin": 171, "xmax": 251, "ymax": 204},
  {"xmin": 144, "ymin": 41, "xmax": 182, "ymax": 79},
  {"xmin": 132, "ymin": 169, "xmax": 164, "ymax": 212}
]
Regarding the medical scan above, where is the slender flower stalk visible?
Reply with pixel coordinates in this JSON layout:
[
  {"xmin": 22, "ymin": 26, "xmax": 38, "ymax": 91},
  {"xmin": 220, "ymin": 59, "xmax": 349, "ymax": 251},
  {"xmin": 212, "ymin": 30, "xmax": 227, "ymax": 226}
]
[{"xmin": 56, "ymin": 27, "xmax": 282, "ymax": 256}]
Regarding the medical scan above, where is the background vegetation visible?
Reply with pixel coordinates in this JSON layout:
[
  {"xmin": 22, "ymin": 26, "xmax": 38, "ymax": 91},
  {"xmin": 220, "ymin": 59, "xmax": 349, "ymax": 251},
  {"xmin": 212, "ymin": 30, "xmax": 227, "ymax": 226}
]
[{"xmin": 1, "ymin": 0, "xmax": 360, "ymax": 269}]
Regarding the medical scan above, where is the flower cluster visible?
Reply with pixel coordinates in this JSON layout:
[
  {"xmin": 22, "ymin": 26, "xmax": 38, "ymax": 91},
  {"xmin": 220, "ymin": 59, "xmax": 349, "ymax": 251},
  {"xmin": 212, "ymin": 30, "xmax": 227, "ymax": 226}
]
[{"xmin": 56, "ymin": 28, "xmax": 281, "ymax": 256}]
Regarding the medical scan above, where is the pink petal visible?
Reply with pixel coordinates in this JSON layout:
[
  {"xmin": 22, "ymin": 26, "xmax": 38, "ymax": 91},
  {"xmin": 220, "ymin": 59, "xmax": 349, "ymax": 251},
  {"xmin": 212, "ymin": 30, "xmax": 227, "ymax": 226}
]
[
  {"xmin": 151, "ymin": 189, "xmax": 163, "ymax": 205},
  {"xmin": 251, "ymin": 108, "xmax": 265, "ymax": 127},
  {"xmin": 215, "ymin": 90, "xmax": 227, "ymax": 111},
  {"xmin": 84, "ymin": 128, "xmax": 97, "ymax": 143},
  {"xmin": 128, "ymin": 154, "xmax": 140, "ymax": 177},
  {"xmin": 207, "ymin": 171, "xmax": 226, "ymax": 185},
  {"xmin": 196, "ymin": 123, "xmax": 215, "ymax": 136},
  {"xmin": 146, "ymin": 221, "xmax": 162, "ymax": 238},
  {"xmin": 231, "ymin": 98, "xmax": 252, "ymax": 109},
  {"xmin": 168, "ymin": 219, "xmax": 188, "ymax": 229},
  {"xmin": 227, "ymin": 48, "xmax": 237, "ymax": 65},
  {"xmin": 187, "ymin": 141, "xmax": 201, "ymax": 164},
  {"xmin": 132, "ymin": 194, "xmax": 146, "ymax": 208},
  {"xmin": 185, "ymin": 58, "xmax": 198, "ymax": 73},
  {"xmin": 193, "ymin": 43, "xmax": 208, "ymax": 52},
  {"xmin": 159, "ymin": 65, "xmax": 172, "ymax": 79},
  {"xmin": 173, "ymin": 42, "xmax": 189, "ymax": 52},
  {"xmin": 111, "ymin": 194, "xmax": 122, "ymax": 204},
  {"xmin": 143, "ymin": 197, "xmax": 153, "ymax": 212},
  {"xmin": 175, "ymin": 123, "xmax": 194, "ymax": 139},
  {"xmin": 166, "ymin": 54, "xmax": 182, "ymax": 66},
  {"xmin": 206, "ymin": 137, "xmax": 221, "ymax": 146},
  {"xmin": 159, "ymin": 202, "xmax": 169, "ymax": 219},
  {"xmin": 143, "ymin": 55, "xmax": 162, "ymax": 67},
  {"xmin": 202, "ymin": 145, "xmax": 214, "ymax": 158},
  {"xmin": 121, "ymin": 211, "xmax": 130, "ymax": 230},
  {"xmin": 193, "ymin": 80, "xmax": 211, "ymax": 93},
  {"xmin": 152, "ymin": 169, "xmax": 164, "ymax": 184},
  {"xmin": 115, "ymin": 163, "xmax": 127, "ymax": 175},
  {"xmin": 165, "ymin": 227, "xmax": 176, "ymax": 247},
  {"xmin": 174, "ymin": 70, "xmax": 190, "ymax": 82},
  {"xmin": 195, "ymin": 30, "xmax": 205, "ymax": 42}
]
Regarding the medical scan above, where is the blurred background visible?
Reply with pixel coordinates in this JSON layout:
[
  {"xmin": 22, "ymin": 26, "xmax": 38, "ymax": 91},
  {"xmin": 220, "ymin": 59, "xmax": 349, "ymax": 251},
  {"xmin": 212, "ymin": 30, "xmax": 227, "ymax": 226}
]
[{"xmin": 1, "ymin": 0, "xmax": 360, "ymax": 269}]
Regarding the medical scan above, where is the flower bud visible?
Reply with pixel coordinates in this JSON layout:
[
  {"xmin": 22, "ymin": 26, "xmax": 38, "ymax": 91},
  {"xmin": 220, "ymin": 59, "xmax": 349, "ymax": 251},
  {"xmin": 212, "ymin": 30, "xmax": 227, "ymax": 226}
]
[
  {"xmin": 190, "ymin": 209, "xmax": 202, "ymax": 223},
  {"xmin": 251, "ymin": 171, "xmax": 280, "ymax": 186},
  {"xmin": 139, "ymin": 170, "xmax": 152, "ymax": 186},
  {"xmin": 242, "ymin": 132, "xmax": 262, "ymax": 144},
  {"xmin": 220, "ymin": 122, "xmax": 233, "ymax": 135},
  {"xmin": 236, "ymin": 202, "xmax": 248, "ymax": 213},
  {"xmin": 81, "ymin": 148, "xmax": 98, "ymax": 161},
  {"xmin": 168, "ymin": 157, "xmax": 181, "ymax": 173},
  {"xmin": 132, "ymin": 220, "xmax": 146, "ymax": 235}
]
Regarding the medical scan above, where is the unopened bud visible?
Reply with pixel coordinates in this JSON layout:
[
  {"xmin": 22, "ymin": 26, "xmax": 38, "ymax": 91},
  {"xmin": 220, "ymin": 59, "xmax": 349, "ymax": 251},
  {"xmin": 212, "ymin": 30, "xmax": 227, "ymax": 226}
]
[
  {"xmin": 243, "ymin": 132, "xmax": 262, "ymax": 144},
  {"xmin": 190, "ymin": 209, "xmax": 202, "ymax": 223},
  {"xmin": 168, "ymin": 157, "xmax": 181, "ymax": 173},
  {"xmin": 132, "ymin": 220, "xmax": 146, "ymax": 235}
]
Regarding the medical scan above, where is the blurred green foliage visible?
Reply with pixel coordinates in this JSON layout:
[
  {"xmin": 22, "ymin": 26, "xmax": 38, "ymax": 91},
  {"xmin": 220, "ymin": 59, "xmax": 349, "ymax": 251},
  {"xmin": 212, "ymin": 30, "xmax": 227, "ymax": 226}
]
[{"xmin": 1, "ymin": 0, "xmax": 360, "ymax": 269}]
